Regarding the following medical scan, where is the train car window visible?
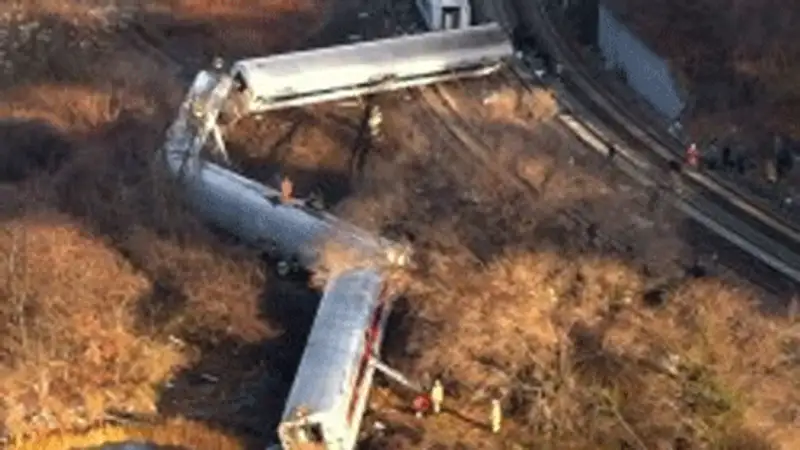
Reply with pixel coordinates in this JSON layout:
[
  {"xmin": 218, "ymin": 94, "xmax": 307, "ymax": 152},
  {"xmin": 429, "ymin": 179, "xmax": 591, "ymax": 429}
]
[
  {"xmin": 294, "ymin": 423, "xmax": 325, "ymax": 444},
  {"xmin": 441, "ymin": 7, "xmax": 461, "ymax": 29},
  {"xmin": 307, "ymin": 424, "xmax": 324, "ymax": 442},
  {"xmin": 232, "ymin": 72, "xmax": 248, "ymax": 93}
]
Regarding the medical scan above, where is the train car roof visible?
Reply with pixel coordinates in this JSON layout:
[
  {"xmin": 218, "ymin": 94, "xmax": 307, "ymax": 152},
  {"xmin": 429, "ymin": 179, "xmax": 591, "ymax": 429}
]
[
  {"xmin": 231, "ymin": 23, "xmax": 512, "ymax": 99},
  {"xmin": 281, "ymin": 268, "xmax": 385, "ymax": 420},
  {"xmin": 185, "ymin": 162, "xmax": 332, "ymax": 265}
]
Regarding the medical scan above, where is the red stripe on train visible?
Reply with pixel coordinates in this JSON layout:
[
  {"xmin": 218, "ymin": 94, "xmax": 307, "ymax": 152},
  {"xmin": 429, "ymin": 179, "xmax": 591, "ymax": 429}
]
[{"xmin": 344, "ymin": 290, "xmax": 389, "ymax": 425}]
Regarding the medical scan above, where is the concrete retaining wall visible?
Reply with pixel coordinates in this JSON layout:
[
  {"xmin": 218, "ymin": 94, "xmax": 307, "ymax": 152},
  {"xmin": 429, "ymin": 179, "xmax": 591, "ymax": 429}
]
[{"xmin": 597, "ymin": 4, "xmax": 685, "ymax": 121}]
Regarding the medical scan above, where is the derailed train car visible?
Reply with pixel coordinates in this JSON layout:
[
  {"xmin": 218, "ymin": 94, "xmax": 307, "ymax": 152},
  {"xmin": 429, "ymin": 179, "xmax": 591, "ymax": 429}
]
[
  {"xmin": 162, "ymin": 70, "xmax": 412, "ymax": 270},
  {"xmin": 277, "ymin": 268, "xmax": 396, "ymax": 450},
  {"xmin": 163, "ymin": 23, "xmax": 515, "ymax": 450},
  {"xmin": 228, "ymin": 23, "xmax": 513, "ymax": 114}
]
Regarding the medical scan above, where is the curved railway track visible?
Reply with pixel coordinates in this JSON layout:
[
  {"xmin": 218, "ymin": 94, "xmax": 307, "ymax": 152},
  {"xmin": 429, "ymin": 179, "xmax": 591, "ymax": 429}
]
[
  {"xmin": 486, "ymin": 0, "xmax": 800, "ymax": 293},
  {"xmin": 520, "ymin": 0, "xmax": 800, "ymax": 240},
  {"xmin": 533, "ymin": 3, "xmax": 800, "ymax": 225}
]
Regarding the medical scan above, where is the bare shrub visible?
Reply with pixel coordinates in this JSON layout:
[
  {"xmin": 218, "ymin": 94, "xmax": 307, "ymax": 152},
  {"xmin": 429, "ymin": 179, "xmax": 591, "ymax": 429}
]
[
  {"xmin": 340, "ymin": 92, "xmax": 799, "ymax": 448},
  {"xmin": 0, "ymin": 0, "xmax": 321, "ymax": 443}
]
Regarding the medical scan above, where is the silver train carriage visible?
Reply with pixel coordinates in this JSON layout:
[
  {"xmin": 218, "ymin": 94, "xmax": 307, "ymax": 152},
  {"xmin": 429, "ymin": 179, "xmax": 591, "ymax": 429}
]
[
  {"xmin": 416, "ymin": 0, "xmax": 473, "ymax": 31},
  {"xmin": 278, "ymin": 268, "xmax": 396, "ymax": 450},
  {"xmin": 162, "ymin": 70, "xmax": 412, "ymax": 270},
  {"xmin": 229, "ymin": 23, "xmax": 512, "ymax": 114}
]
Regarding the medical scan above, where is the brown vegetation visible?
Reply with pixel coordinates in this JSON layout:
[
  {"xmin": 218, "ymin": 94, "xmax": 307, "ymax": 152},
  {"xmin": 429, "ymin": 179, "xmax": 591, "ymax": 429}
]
[
  {"xmin": 13, "ymin": 418, "xmax": 244, "ymax": 450},
  {"xmin": 339, "ymin": 83, "xmax": 800, "ymax": 449},
  {"xmin": 1, "ymin": 0, "xmax": 325, "ymax": 447}
]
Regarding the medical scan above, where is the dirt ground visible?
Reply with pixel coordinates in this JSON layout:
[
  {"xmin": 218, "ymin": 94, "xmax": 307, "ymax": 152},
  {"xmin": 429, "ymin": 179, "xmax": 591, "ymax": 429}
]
[{"xmin": 1, "ymin": 0, "xmax": 799, "ymax": 449}]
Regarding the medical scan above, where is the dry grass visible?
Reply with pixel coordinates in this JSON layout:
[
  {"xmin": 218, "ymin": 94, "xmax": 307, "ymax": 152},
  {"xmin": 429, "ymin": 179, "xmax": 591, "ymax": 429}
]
[
  {"xmin": 0, "ymin": 0, "xmax": 326, "ymax": 446},
  {"xmin": 1, "ymin": 215, "xmax": 181, "ymax": 430},
  {"xmin": 336, "ymin": 84, "xmax": 800, "ymax": 449},
  {"xmin": 13, "ymin": 417, "xmax": 244, "ymax": 450}
]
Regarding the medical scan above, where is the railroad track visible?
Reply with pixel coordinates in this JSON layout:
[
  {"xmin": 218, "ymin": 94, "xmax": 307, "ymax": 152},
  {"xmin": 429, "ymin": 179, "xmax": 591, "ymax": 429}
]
[
  {"xmin": 524, "ymin": 1, "xmax": 800, "ymax": 240},
  {"xmin": 495, "ymin": 0, "xmax": 800, "ymax": 291},
  {"xmin": 537, "ymin": 5, "xmax": 797, "ymax": 225}
]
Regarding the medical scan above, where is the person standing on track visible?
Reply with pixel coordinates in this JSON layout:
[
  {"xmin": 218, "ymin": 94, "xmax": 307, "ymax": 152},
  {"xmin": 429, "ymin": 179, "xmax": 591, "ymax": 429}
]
[
  {"xmin": 685, "ymin": 143, "xmax": 699, "ymax": 168},
  {"xmin": 280, "ymin": 176, "xmax": 294, "ymax": 204}
]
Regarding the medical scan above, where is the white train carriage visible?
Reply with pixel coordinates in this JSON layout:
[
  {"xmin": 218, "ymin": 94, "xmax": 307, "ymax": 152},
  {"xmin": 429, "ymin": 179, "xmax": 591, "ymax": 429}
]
[
  {"xmin": 278, "ymin": 268, "xmax": 395, "ymax": 450},
  {"xmin": 229, "ymin": 23, "xmax": 513, "ymax": 114},
  {"xmin": 416, "ymin": 0, "xmax": 472, "ymax": 30},
  {"xmin": 162, "ymin": 70, "xmax": 411, "ymax": 269}
]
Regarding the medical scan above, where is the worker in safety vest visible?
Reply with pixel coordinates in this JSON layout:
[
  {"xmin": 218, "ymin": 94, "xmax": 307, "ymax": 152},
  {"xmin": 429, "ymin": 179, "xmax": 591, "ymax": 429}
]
[
  {"xmin": 685, "ymin": 143, "xmax": 699, "ymax": 168},
  {"xmin": 280, "ymin": 176, "xmax": 294, "ymax": 204},
  {"xmin": 490, "ymin": 398, "xmax": 502, "ymax": 434},
  {"xmin": 412, "ymin": 394, "xmax": 431, "ymax": 419},
  {"xmin": 431, "ymin": 379, "xmax": 444, "ymax": 414}
]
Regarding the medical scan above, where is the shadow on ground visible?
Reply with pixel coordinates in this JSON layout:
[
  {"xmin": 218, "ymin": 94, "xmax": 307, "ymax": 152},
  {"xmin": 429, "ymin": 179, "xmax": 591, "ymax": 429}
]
[
  {"xmin": 0, "ymin": 119, "xmax": 75, "ymax": 183},
  {"xmin": 155, "ymin": 263, "xmax": 319, "ymax": 443}
]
